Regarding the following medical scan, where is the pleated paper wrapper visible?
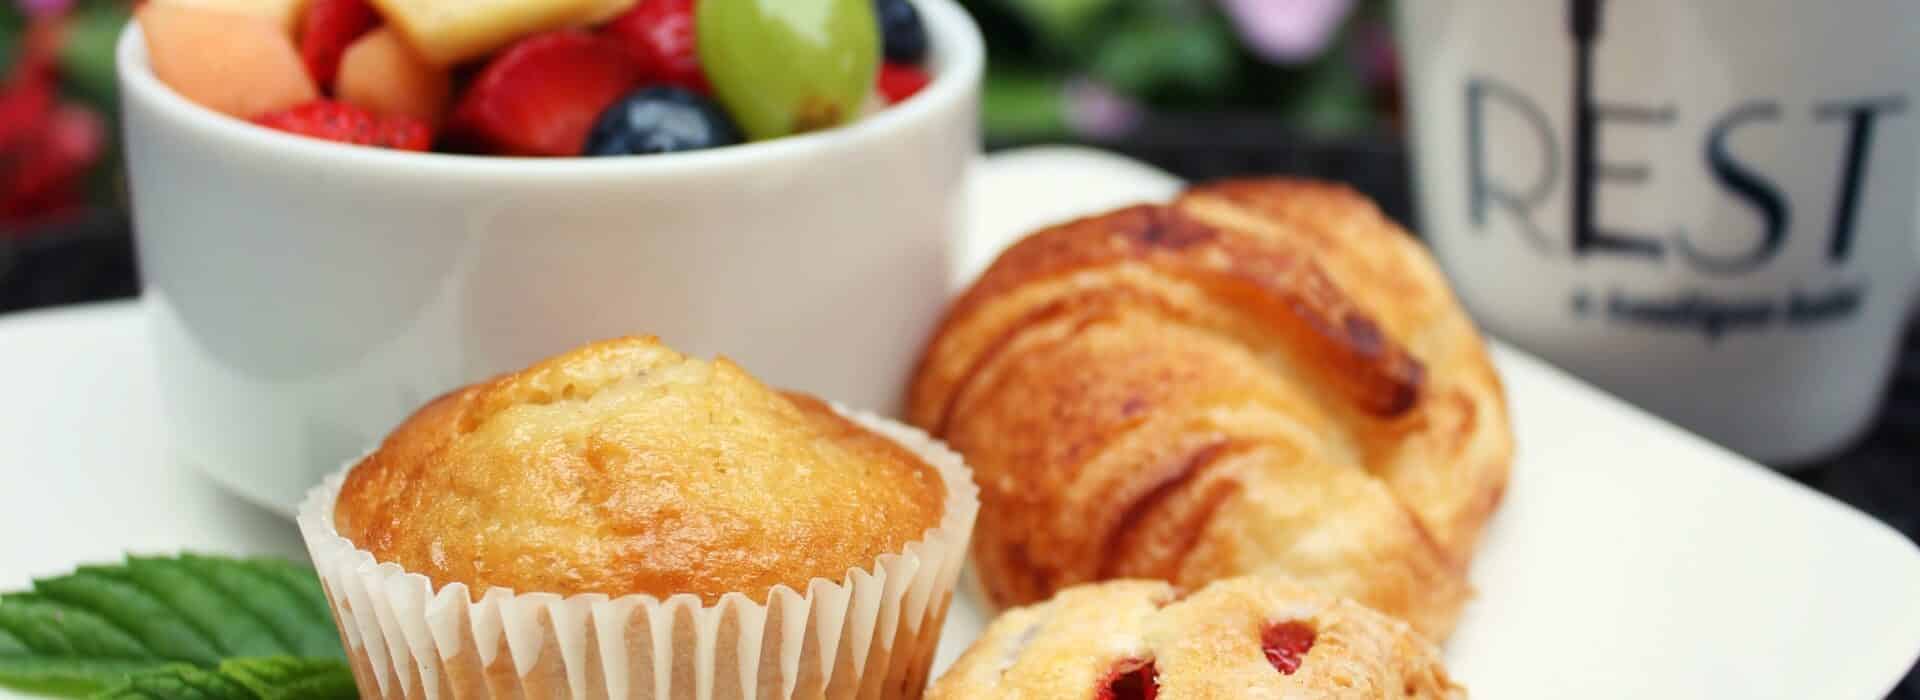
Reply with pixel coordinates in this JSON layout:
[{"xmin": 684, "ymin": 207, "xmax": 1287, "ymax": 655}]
[{"xmin": 296, "ymin": 408, "xmax": 980, "ymax": 700}]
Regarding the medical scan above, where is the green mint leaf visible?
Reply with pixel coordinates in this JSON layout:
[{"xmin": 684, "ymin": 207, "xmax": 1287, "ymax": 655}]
[
  {"xmin": 31, "ymin": 572, "xmax": 225, "ymax": 665},
  {"xmin": 216, "ymin": 658, "xmax": 356, "ymax": 700},
  {"xmin": 0, "ymin": 658, "xmax": 191, "ymax": 698},
  {"xmin": 232, "ymin": 561, "xmax": 331, "ymax": 632},
  {"xmin": 91, "ymin": 658, "xmax": 354, "ymax": 700},
  {"xmin": 175, "ymin": 557, "xmax": 341, "ymax": 661},
  {"xmin": 0, "ymin": 556, "xmax": 345, "ymax": 698},
  {"xmin": 123, "ymin": 557, "xmax": 289, "ymax": 659},
  {"xmin": 0, "ymin": 594, "xmax": 154, "ymax": 660},
  {"xmin": 0, "ymin": 594, "xmax": 178, "ymax": 693},
  {"xmin": 91, "ymin": 666, "xmax": 254, "ymax": 700}
]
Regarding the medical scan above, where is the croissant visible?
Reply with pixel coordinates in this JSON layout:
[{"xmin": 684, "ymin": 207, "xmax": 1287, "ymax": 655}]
[{"xmin": 906, "ymin": 179, "xmax": 1512, "ymax": 639}]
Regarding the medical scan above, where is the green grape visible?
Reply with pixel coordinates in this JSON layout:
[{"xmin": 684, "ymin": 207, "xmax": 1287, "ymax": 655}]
[{"xmin": 697, "ymin": 0, "xmax": 880, "ymax": 141}]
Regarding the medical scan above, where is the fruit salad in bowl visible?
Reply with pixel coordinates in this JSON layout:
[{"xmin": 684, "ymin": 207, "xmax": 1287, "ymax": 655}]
[{"xmin": 134, "ymin": 0, "xmax": 937, "ymax": 156}]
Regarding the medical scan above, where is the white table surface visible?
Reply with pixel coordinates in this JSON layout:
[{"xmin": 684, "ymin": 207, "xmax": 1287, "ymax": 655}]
[{"xmin": 0, "ymin": 302, "xmax": 307, "ymax": 591}]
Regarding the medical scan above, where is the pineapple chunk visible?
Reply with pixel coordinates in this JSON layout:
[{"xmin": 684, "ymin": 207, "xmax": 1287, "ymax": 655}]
[
  {"xmin": 157, "ymin": 0, "xmax": 311, "ymax": 34},
  {"xmin": 370, "ymin": 0, "xmax": 617, "ymax": 66}
]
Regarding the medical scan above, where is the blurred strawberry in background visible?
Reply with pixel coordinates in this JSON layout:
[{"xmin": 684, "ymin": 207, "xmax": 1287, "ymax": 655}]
[{"xmin": 0, "ymin": 0, "xmax": 124, "ymax": 234}]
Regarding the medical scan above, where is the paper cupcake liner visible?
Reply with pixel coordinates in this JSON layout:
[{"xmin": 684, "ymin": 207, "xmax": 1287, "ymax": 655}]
[{"xmin": 296, "ymin": 407, "xmax": 980, "ymax": 700}]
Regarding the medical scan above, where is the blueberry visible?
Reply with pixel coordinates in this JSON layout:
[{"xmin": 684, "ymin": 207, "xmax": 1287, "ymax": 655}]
[
  {"xmin": 876, "ymin": 0, "xmax": 928, "ymax": 64},
  {"xmin": 583, "ymin": 87, "xmax": 743, "ymax": 156}
]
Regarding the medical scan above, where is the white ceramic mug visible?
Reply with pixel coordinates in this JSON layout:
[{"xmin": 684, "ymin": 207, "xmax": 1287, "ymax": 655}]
[
  {"xmin": 118, "ymin": 0, "xmax": 983, "ymax": 514},
  {"xmin": 1398, "ymin": 0, "xmax": 1920, "ymax": 464}
]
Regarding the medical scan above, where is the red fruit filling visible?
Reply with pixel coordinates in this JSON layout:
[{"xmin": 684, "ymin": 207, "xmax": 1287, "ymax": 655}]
[
  {"xmin": 1096, "ymin": 658, "xmax": 1158, "ymax": 700},
  {"xmin": 1262, "ymin": 621, "xmax": 1316, "ymax": 675}
]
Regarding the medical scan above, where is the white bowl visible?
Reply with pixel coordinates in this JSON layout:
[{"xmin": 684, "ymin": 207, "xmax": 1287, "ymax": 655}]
[{"xmin": 117, "ymin": 0, "xmax": 984, "ymax": 515}]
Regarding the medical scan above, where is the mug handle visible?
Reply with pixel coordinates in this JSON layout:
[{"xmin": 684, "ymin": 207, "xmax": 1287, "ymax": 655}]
[
  {"xmin": 1912, "ymin": 198, "xmax": 1920, "ymax": 314},
  {"xmin": 957, "ymin": 147, "xmax": 1186, "ymax": 289}
]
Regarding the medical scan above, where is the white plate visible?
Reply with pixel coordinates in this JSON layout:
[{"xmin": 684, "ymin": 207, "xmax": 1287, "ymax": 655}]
[{"xmin": 3, "ymin": 148, "xmax": 1918, "ymax": 699}]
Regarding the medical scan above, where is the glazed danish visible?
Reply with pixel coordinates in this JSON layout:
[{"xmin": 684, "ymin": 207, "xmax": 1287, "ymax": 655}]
[{"xmin": 929, "ymin": 576, "xmax": 1464, "ymax": 699}]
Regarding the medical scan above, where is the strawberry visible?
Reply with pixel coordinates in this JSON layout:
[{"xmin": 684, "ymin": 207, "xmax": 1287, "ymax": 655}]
[
  {"xmin": 605, "ymin": 0, "xmax": 704, "ymax": 93},
  {"xmin": 450, "ymin": 31, "xmax": 642, "ymax": 156},
  {"xmin": 44, "ymin": 104, "xmax": 104, "ymax": 171},
  {"xmin": 0, "ymin": 72, "xmax": 55, "ymax": 149},
  {"xmin": 0, "ymin": 104, "xmax": 103, "ymax": 225},
  {"xmin": 299, "ymin": 0, "xmax": 380, "ymax": 89},
  {"xmin": 0, "ymin": 54, "xmax": 67, "ymax": 225},
  {"xmin": 253, "ymin": 99, "xmax": 434, "ymax": 150},
  {"xmin": 876, "ymin": 62, "xmax": 930, "ymax": 104}
]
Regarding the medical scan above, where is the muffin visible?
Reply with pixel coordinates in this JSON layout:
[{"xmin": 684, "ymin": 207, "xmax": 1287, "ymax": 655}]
[
  {"xmin": 906, "ymin": 179, "xmax": 1510, "ymax": 639},
  {"xmin": 297, "ymin": 337, "xmax": 980, "ymax": 700},
  {"xmin": 928, "ymin": 576, "xmax": 1464, "ymax": 699}
]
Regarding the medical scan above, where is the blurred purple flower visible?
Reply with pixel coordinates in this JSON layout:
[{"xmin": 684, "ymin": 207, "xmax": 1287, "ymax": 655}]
[
  {"xmin": 16, "ymin": 0, "xmax": 72, "ymax": 18},
  {"xmin": 1218, "ymin": 0, "xmax": 1356, "ymax": 64},
  {"xmin": 1064, "ymin": 77, "xmax": 1144, "ymax": 140}
]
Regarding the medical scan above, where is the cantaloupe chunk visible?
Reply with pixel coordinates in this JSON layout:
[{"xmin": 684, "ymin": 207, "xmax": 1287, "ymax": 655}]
[
  {"xmin": 158, "ymin": 0, "xmax": 312, "ymax": 34},
  {"xmin": 140, "ymin": 3, "xmax": 319, "ymax": 119},
  {"xmin": 369, "ymin": 0, "xmax": 613, "ymax": 66},
  {"xmin": 336, "ymin": 28, "xmax": 451, "ymax": 124}
]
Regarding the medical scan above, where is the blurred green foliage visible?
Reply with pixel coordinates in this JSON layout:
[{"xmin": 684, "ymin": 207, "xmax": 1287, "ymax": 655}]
[
  {"xmin": 58, "ymin": 2, "xmax": 128, "ymax": 111},
  {"xmin": 0, "ymin": 0, "xmax": 129, "ymax": 112},
  {"xmin": 964, "ymin": 0, "xmax": 1396, "ymax": 141}
]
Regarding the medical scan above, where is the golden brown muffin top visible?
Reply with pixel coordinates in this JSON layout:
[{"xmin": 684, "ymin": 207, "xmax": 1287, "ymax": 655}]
[{"xmin": 333, "ymin": 337, "xmax": 947, "ymax": 602}]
